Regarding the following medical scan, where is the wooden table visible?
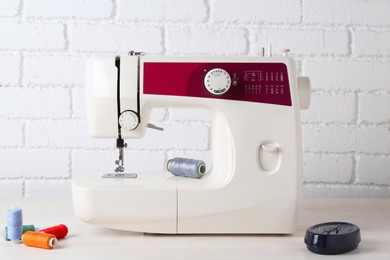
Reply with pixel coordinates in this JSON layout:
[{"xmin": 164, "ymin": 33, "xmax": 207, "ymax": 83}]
[{"xmin": 0, "ymin": 199, "xmax": 389, "ymax": 259}]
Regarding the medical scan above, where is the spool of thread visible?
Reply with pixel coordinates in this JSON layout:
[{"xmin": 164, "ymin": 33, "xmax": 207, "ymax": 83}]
[
  {"xmin": 22, "ymin": 231, "xmax": 57, "ymax": 250},
  {"xmin": 167, "ymin": 157, "xmax": 206, "ymax": 179},
  {"xmin": 7, "ymin": 205, "xmax": 23, "ymax": 243},
  {"xmin": 5, "ymin": 225, "xmax": 37, "ymax": 241},
  {"xmin": 40, "ymin": 224, "xmax": 68, "ymax": 239}
]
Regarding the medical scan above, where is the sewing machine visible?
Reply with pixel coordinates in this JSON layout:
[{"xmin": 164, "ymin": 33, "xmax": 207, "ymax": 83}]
[{"xmin": 72, "ymin": 48, "xmax": 311, "ymax": 234}]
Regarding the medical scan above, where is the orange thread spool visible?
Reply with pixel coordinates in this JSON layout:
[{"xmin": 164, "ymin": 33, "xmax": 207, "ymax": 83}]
[
  {"xmin": 22, "ymin": 231, "xmax": 57, "ymax": 250},
  {"xmin": 40, "ymin": 224, "xmax": 68, "ymax": 239}
]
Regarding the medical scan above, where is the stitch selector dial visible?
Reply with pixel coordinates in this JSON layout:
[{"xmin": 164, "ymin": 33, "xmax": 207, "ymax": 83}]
[
  {"xmin": 204, "ymin": 68, "xmax": 231, "ymax": 95},
  {"xmin": 118, "ymin": 110, "xmax": 139, "ymax": 131}
]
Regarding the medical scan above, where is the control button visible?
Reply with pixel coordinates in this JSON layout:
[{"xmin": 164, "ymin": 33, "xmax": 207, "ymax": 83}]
[
  {"xmin": 232, "ymin": 73, "xmax": 239, "ymax": 87},
  {"xmin": 204, "ymin": 68, "xmax": 231, "ymax": 95},
  {"xmin": 258, "ymin": 141, "xmax": 281, "ymax": 173},
  {"xmin": 118, "ymin": 110, "xmax": 139, "ymax": 131},
  {"xmin": 261, "ymin": 143, "xmax": 278, "ymax": 153}
]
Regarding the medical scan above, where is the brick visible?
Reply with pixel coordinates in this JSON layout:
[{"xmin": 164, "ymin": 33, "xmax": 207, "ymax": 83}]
[
  {"xmin": 303, "ymin": 0, "xmax": 390, "ymax": 26},
  {"xmin": 25, "ymin": 180, "xmax": 71, "ymax": 198},
  {"xmin": 303, "ymin": 183, "xmax": 390, "ymax": 198},
  {"xmin": 72, "ymin": 87, "xmax": 85, "ymax": 119},
  {"xmin": 117, "ymin": 0, "xmax": 206, "ymax": 22},
  {"xmin": 301, "ymin": 92, "xmax": 356, "ymax": 123},
  {"xmin": 0, "ymin": 22, "xmax": 64, "ymax": 50},
  {"xmin": 355, "ymin": 31, "xmax": 390, "ymax": 56},
  {"xmin": 0, "ymin": 87, "xmax": 71, "ymax": 118},
  {"xmin": 304, "ymin": 125, "xmax": 389, "ymax": 154},
  {"xmin": 24, "ymin": 55, "xmax": 85, "ymax": 85},
  {"xmin": 356, "ymin": 155, "xmax": 390, "ymax": 185},
  {"xmin": 356, "ymin": 126, "xmax": 390, "ymax": 154},
  {"xmin": 302, "ymin": 125, "xmax": 356, "ymax": 153},
  {"xmin": 26, "ymin": 120, "xmax": 112, "ymax": 149},
  {"xmin": 0, "ymin": 120, "xmax": 24, "ymax": 147},
  {"xmin": 211, "ymin": 0, "xmax": 301, "ymax": 23},
  {"xmin": 0, "ymin": 149, "xmax": 69, "ymax": 178},
  {"xmin": 303, "ymin": 153, "xmax": 353, "ymax": 183},
  {"xmin": 0, "ymin": 0, "xmax": 20, "ymax": 16},
  {"xmin": 169, "ymin": 108, "xmax": 211, "ymax": 122},
  {"xmin": 72, "ymin": 150, "xmax": 165, "ymax": 175},
  {"xmin": 26, "ymin": 121, "xmax": 50, "ymax": 147},
  {"xmin": 304, "ymin": 61, "xmax": 390, "ymax": 91},
  {"xmin": 72, "ymin": 150, "xmax": 114, "ymax": 175},
  {"xmin": 358, "ymin": 93, "xmax": 390, "ymax": 123},
  {"xmin": 0, "ymin": 180, "xmax": 23, "ymax": 198},
  {"xmin": 69, "ymin": 24, "xmax": 162, "ymax": 53},
  {"xmin": 251, "ymin": 29, "xmax": 348, "ymax": 56},
  {"xmin": 0, "ymin": 53, "xmax": 20, "ymax": 85},
  {"xmin": 24, "ymin": 0, "xmax": 112, "ymax": 18},
  {"xmin": 166, "ymin": 26, "xmax": 247, "ymax": 55}
]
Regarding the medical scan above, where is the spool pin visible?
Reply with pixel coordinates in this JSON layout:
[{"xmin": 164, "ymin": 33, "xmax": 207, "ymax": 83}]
[{"xmin": 167, "ymin": 157, "xmax": 206, "ymax": 179}]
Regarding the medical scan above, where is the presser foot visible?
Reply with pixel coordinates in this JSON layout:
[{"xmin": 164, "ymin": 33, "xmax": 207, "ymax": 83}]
[
  {"xmin": 114, "ymin": 165, "xmax": 125, "ymax": 172},
  {"xmin": 115, "ymin": 139, "xmax": 127, "ymax": 172}
]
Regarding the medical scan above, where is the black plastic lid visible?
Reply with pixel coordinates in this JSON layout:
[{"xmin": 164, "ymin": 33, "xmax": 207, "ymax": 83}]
[{"xmin": 304, "ymin": 222, "xmax": 361, "ymax": 255}]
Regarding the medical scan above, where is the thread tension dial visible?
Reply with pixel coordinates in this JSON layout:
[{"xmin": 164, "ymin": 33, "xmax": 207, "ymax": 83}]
[{"xmin": 119, "ymin": 110, "xmax": 139, "ymax": 131}]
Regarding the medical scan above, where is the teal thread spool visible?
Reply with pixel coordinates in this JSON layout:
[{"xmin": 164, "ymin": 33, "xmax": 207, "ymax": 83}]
[{"xmin": 5, "ymin": 225, "xmax": 37, "ymax": 241}]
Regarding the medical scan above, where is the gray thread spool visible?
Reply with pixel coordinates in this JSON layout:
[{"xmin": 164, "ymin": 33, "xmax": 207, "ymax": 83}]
[{"xmin": 167, "ymin": 158, "xmax": 206, "ymax": 179}]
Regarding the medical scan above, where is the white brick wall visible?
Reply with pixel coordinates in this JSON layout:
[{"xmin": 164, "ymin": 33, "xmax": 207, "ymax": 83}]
[
  {"xmin": 0, "ymin": 180, "xmax": 23, "ymax": 198},
  {"xmin": 0, "ymin": 87, "xmax": 71, "ymax": 118},
  {"xmin": 358, "ymin": 93, "xmax": 390, "ymax": 123},
  {"xmin": 355, "ymin": 31, "xmax": 390, "ymax": 56},
  {"xmin": 0, "ymin": 120, "xmax": 24, "ymax": 147},
  {"xmin": 24, "ymin": 0, "xmax": 113, "ymax": 19},
  {"xmin": 304, "ymin": 153, "xmax": 353, "ymax": 183},
  {"xmin": 251, "ymin": 29, "xmax": 349, "ymax": 56},
  {"xmin": 301, "ymin": 92, "xmax": 356, "ymax": 123},
  {"xmin": 0, "ymin": 0, "xmax": 20, "ymax": 17},
  {"xmin": 211, "ymin": 0, "xmax": 301, "ymax": 23},
  {"xmin": 117, "ymin": 0, "xmax": 207, "ymax": 22},
  {"xmin": 0, "ymin": 0, "xmax": 389, "ymax": 198},
  {"xmin": 69, "ymin": 24, "xmax": 162, "ymax": 53},
  {"xmin": 304, "ymin": 61, "xmax": 390, "ymax": 90},
  {"xmin": 166, "ymin": 25, "xmax": 247, "ymax": 55},
  {"xmin": 303, "ymin": 0, "xmax": 390, "ymax": 25},
  {"xmin": 0, "ymin": 22, "xmax": 64, "ymax": 50},
  {"xmin": 0, "ymin": 149, "xmax": 69, "ymax": 178},
  {"xmin": 0, "ymin": 54, "xmax": 20, "ymax": 84},
  {"xmin": 23, "ymin": 55, "xmax": 85, "ymax": 85}
]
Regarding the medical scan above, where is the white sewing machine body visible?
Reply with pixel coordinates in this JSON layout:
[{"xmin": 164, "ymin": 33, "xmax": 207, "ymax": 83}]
[{"xmin": 72, "ymin": 53, "xmax": 310, "ymax": 234}]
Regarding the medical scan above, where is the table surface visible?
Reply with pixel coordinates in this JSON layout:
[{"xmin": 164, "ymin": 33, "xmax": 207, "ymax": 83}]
[{"xmin": 0, "ymin": 198, "xmax": 389, "ymax": 259}]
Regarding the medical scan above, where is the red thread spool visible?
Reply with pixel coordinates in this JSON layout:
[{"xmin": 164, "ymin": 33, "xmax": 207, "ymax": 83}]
[{"xmin": 40, "ymin": 224, "xmax": 68, "ymax": 239}]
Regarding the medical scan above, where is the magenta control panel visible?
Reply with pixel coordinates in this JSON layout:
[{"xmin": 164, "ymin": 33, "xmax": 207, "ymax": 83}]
[{"xmin": 143, "ymin": 62, "xmax": 292, "ymax": 106}]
